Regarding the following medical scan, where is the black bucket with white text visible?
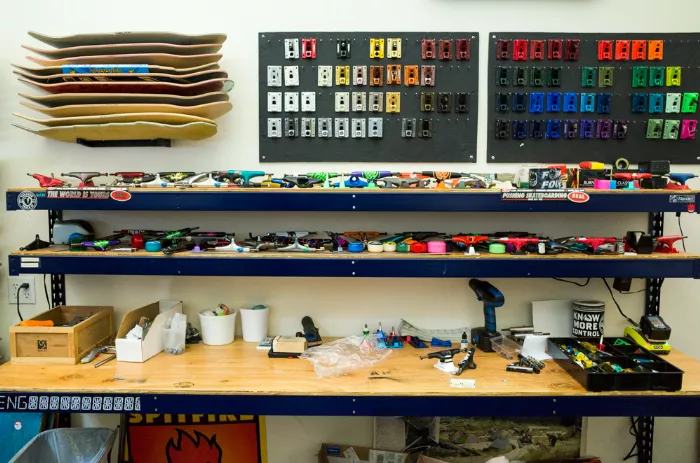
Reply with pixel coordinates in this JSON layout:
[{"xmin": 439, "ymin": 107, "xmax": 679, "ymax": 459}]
[{"xmin": 572, "ymin": 300, "xmax": 605, "ymax": 338}]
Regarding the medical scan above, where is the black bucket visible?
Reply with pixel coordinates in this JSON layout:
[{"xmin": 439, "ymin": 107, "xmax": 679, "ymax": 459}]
[{"xmin": 572, "ymin": 300, "xmax": 605, "ymax": 338}]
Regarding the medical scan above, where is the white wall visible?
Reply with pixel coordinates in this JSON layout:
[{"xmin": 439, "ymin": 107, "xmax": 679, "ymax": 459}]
[{"xmin": 1, "ymin": 0, "xmax": 699, "ymax": 461}]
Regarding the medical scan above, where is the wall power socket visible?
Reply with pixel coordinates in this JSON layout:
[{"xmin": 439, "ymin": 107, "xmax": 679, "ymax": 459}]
[{"xmin": 9, "ymin": 276, "xmax": 36, "ymax": 304}]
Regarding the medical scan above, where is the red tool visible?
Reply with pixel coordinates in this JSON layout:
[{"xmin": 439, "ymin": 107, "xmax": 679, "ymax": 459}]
[
  {"xmin": 655, "ymin": 235, "xmax": 687, "ymax": 254},
  {"xmin": 27, "ymin": 173, "xmax": 66, "ymax": 188},
  {"xmin": 497, "ymin": 237, "xmax": 544, "ymax": 254},
  {"xmin": 613, "ymin": 172, "xmax": 652, "ymax": 181},
  {"xmin": 575, "ymin": 237, "xmax": 618, "ymax": 253},
  {"xmin": 131, "ymin": 234, "xmax": 145, "ymax": 249},
  {"xmin": 579, "ymin": 161, "xmax": 605, "ymax": 170}
]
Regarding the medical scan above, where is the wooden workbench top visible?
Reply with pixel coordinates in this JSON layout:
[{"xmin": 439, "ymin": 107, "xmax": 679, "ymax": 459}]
[{"xmin": 1, "ymin": 341, "xmax": 698, "ymax": 397}]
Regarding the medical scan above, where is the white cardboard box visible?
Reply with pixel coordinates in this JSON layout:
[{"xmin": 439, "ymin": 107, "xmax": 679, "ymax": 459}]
[{"xmin": 116, "ymin": 300, "xmax": 183, "ymax": 363}]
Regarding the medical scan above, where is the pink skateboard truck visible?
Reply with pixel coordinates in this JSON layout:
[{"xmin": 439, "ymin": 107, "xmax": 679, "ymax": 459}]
[{"xmin": 680, "ymin": 120, "xmax": 697, "ymax": 140}]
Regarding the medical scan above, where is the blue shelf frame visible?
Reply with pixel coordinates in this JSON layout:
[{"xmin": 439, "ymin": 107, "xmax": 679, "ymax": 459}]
[
  {"xmin": 6, "ymin": 189, "xmax": 700, "ymax": 213},
  {"xmin": 9, "ymin": 254, "xmax": 700, "ymax": 278},
  {"xmin": 1, "ymin": 392, "xmax": 699, "ymax": 417}
]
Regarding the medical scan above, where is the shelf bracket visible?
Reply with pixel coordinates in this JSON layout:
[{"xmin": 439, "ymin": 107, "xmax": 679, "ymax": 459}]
[
  {"xmin": 48, "ymin": 210, "xmax": 66, "ymax": 306},
  {"xmin": 637, "ymin": 212, "xmax": 664, "ymax": 463}
]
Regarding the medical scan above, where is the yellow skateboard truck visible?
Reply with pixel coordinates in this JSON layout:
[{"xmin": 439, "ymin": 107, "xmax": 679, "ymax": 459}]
[{"xmin": 624, "ymin": 326, "xmax": 671, "ymax": 354}]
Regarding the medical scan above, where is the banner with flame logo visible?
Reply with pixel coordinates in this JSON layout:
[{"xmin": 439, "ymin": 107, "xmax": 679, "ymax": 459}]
[{"xmin": 122, "ymin": 414, "xmax": 266, "ymax": 463}]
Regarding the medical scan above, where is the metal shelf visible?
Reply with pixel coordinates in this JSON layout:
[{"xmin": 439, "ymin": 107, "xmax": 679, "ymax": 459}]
[
  {"xmin": 9, "ymin": 250, "xmax": 700, "ymax": 279},
  {"xmin": 7, "ymin": 188, "xmax": 700, "ymax": 213}
]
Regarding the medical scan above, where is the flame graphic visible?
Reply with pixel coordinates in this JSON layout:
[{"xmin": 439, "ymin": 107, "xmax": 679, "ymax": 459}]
[{"xmin": 165, "ymin": 429, "xmax": 223, "ymax": 463}]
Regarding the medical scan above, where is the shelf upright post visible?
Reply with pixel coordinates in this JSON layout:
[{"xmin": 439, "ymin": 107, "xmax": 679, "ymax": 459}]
[
  {"xmin": 637, "ymin": 211, "xmax": 665, "ymax": 463},
  {"xmin": 48, "ymin": 210, "xmax": 66, "ymax": 306}
]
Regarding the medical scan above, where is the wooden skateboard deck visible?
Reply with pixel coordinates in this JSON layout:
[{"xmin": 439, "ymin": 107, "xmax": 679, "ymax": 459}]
[
  {"xmin": 20, "ymin": 101, "xmax": 233, "ymax": 119},
  {"xmin": 23, "ymin": 42, "xmax": 222, "ymax": 59},
  {"xmin": 19, "ymin": 77, "xmax": 234, "ymax": 96},
  {"xmin": 15, "ymin": 69, "xmax": 228, "ymax": 84},
  {"xmin": 14, "ymin": 112, "xmax": 216, "ymax": 127},
  {"xmin": 12, "ymin": 62, "xmax": 220, "ymax": 76},
  {"xmin": 28, "ymin": 31, "xmax": 227, "ymax": 47},
  {"xmin": 27, "ymin": 53, "xmax": 222, "ymax": 68},
  {"xmin": 13, "ymin": 121, "xmax": 217, "ymax": 142},
  {"xmin": 19, "ymin": 91, "xmax": 230, "ymax": 107}
]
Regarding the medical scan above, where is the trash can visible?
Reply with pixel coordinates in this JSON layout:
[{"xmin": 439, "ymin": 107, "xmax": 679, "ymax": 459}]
[{"xmin": 10, "ymin": 428, "xmax": 116, "ymax": 463}]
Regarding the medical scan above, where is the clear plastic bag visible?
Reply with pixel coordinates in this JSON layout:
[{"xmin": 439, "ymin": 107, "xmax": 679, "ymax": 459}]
[{"xmin": 300, "ymin": 335, "xmax": 393, "ymax": 378}]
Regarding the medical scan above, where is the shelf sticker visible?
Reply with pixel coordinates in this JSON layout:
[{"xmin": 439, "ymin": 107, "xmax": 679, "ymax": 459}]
[
  {"xmin": 0, "ymin": 394, "xmax": 140, "ymax": 412},
  {"xmin": 501, "ymin": 189, "xmax": 587, "ymax": 202},
  {"xmin": 110, "ymin": 190, "xmax": 132, "ymax": 202},
  {"xmin": 46, "ymin": 188, "xmax": 127, "ymax": 200},
  {"xmin": 669, "ymin": 194, "xmax": 695, "ymax": 204},
  {"xmin": 17, "ymin": 190, "xmax": 38, "ymax": 210}
]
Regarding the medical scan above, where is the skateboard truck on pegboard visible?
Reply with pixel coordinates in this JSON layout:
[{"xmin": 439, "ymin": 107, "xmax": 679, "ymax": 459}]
[{"xmin": 76, "ymin": 138, "xmax": 172, "ymax": 148}]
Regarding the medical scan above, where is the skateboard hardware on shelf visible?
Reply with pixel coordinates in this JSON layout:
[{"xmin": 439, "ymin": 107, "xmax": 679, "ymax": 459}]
[
  {"xmin": 301, "ymin": 316, "xmax": 322, "ymax": 347},
  {"xmin": 420, "ymin": 348, "xmax": 461, "ymax": 374},
  {"xmin": 27, "ymin": 173, "xmax": 67, "ymax": 188},
  {"xmin": 454, "ymin": 347, "xmax": 477, "ymax": 375},
  {"xmin": 61, "ymin": 172, "xmax": 107, "ymax": 187}
]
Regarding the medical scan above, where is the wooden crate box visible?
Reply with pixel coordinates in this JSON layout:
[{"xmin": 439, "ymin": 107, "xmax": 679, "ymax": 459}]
[{"xmin": 10, "ymin": 306, "xmax": 113, "ymax": 364}]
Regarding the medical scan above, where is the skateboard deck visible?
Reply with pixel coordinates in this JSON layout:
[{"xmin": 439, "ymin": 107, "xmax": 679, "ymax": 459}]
[
  {"xmin": 19, "ymin": 77, "xmax": 234, "ymax": 96},
  {"xmin": 12, "ymin": 62, "xmax": 220, "ymax": 76},
  {"xmin": 20, "ymin": 101, "xmax": 233, "ymax": 119},
  {"xmin": 19, "ymin": 91, "xmax": 230, "ymax": 107},
  {"xmin": 15, "ymin": 69, "xmax": 228, "ymax": 84},
  {"xmin": 27, "ymin": 53, "xmax": 222, "ymax": 68},
  {"xmin": 13, "ymin": 121, "xmax": 217, "ymax": 142},
  {"xmin": 23, "ymin": 42, "xmax": 222, "ymax": 59},
  {"xmin": 28, "ymin": 31, "xmax": 227, "ymax": 47},
  {"xmin": 14, "ymin": 112, "xmax": 216, "ymax": 127}
]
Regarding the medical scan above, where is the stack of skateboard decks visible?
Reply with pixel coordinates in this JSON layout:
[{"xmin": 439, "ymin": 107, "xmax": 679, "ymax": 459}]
[{"xmin": 12, "ymin": 31, "xmax": 232, "ymax": 144}]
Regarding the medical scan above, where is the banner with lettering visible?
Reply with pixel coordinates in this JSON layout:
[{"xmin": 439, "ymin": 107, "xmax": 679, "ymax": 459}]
[{"xmin": 121, "ymin": 414, "xmax": 266, "ymax": 463}]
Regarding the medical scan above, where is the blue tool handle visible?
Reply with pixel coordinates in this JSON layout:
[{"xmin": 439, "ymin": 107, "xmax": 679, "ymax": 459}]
[{"xmin": 484, "ymin": 303, "xmax": 497, "ymax": 334}]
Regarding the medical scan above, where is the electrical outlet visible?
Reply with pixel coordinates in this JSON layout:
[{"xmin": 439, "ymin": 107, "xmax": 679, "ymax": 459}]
[
  {"xmin": 318, "ymin": 118, "xmax": 332, "ymax": 138},
  {"xmin": 284, "ymin": 66, "xmax": 299, "ymax": 86},
  {"xmin": 352, "ymin": 92, "xmax": 367, "ymax": 112},
  {"xmin": 335, "ymin": 92, "xmax": 350, "ymax": 112},
  {"xmin": 353, "ymin": 66, "xmax": 367, "ymax": 85},
  {"xmin": 267, "ymin": 118, "xmax": 282, "ymax": 138},
  {"xmin": 301, "ymin": 118, "xmax": 316, "ymax": 138},
  {"xmin": 334, "ymin": 118, "xmax": 350, "ymax": 138},
  {"xmin": 352, "ymin": 118, "xmax": 366, "ymax": 138},
  {"xmin": 318, "ymin": 66, "xmax": 332, "ymax": 87},
  {"xmin": 301, "ymin": 92, "xmax": 316, "ymax": 112},
  {"xmin": 267, "ymin": 92, "xmax": 282, "ymax": 112},
  {"xmin": 267, "ymin": 66, "xmax": 282, "ymax": 87},
  {"xmin": 284, "ymin": 92, "xmax": 299, "ymax": 112},
  {"xmin": 9, "ymin": 276, "xmax": 35, "ymax": 304}
]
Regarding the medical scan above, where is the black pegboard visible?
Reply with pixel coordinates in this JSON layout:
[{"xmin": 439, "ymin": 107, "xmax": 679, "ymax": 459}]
[
  {"xmin": 259, "ymin": 32, "xmax": 479, "ymax": 163},
  {"xmin": 487, "ymin": 32, "xmax": 700, "ymax": 164}
]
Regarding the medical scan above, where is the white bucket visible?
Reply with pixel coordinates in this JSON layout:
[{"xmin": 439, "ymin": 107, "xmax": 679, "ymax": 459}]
[
  {"xmin": 239, "ymin": 306, "xmax": 270, "ymax": 342},
  {"xmin": 199, "ymin": 309, "xmax": 237, "ymax": 345}
]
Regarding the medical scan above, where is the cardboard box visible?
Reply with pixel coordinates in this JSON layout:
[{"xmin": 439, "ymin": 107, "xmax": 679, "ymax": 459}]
[
  {"xmin": 10, "ymin": 306, "xmax": 113, "ymax": 364},
  {"xmin": 318, "ymin": 444, "xmax": 408, "ymax": 463},
  {"xmin": 116, "ymin": 300, "xmax": 182, "ymax": 363}
]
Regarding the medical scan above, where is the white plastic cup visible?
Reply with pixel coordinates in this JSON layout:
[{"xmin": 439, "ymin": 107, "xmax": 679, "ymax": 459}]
[
  {"xmin": 239, "ymin": 306, "xmax": 270, "ymax": 342},
  {"xmin": 199, "ymin": 309, "xmax": 237, "ymax": 345}
]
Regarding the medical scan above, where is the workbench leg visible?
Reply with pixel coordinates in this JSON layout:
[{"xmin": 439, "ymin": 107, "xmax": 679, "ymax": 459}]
[
  {"xmin": 48, "ymin": 210, "xmax": 66, "ymax": 306},
  {"xmin": 637, "ymin": 416, "xmax": 654, "ymax": 463}
]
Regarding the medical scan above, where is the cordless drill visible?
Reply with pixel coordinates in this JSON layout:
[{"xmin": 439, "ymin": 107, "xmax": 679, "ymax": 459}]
[{"xmin": 469, "ymin": 279, "xmax": 505, "ymax": 352}]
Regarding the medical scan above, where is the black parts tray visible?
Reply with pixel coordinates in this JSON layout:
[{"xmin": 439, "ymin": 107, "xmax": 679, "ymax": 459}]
[{"xmin": 548, "ymin": 337, "xmax": 683, "ymax": 392}]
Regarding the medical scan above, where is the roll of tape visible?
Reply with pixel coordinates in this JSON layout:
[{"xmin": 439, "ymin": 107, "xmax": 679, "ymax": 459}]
[
  {"xmin": 411, "ymin": 242, "xmax": 428, "ymax": 253},
  {"xmin": 397, "ymin": 242, "xmax": 411, "ymax": 253},
  {"xmin": 367, "ymin": 241, "xmax": 384, "ymax": 253},
  {"xmin": 615, "ymin": 157, "xmax": 630, "ymax": 169},
  {"xmin": 383, "ymin": 242, "xmax": 397, "ymax": 252},
  {"xmin": 427, "ymin": 241, "xmax": 447, "ymax": 254},
  {"xmin": 348, "ymin": 242, "xmax": 364, "ymax": 253},
  {"xmin": 489, "ymin": 243, "xmax": 506, "ymax": 254},
  {"xmin": 145, "ymin": 241, "xmax": 162, "ymax": 252}
]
